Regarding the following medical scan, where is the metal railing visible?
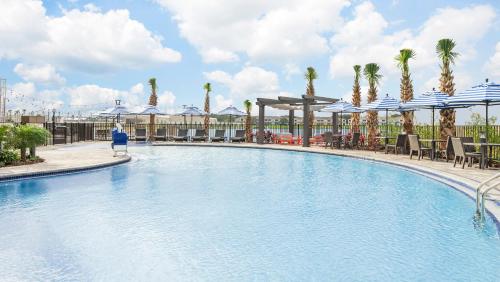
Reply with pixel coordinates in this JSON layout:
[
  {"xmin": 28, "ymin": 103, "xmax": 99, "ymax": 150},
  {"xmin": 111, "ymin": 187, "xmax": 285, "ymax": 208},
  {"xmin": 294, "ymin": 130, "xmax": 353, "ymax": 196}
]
[{"xmin": 476, "ymin": 172, "xmax": 500, "ymax": 220}]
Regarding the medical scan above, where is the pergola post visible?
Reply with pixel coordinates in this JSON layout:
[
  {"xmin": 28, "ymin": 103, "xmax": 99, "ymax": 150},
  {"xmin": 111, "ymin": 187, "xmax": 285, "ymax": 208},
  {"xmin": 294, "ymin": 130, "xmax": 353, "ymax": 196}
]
[
  {"xmin": 332, "ymin": 113, "xmax": 338, "ymax": 134},
  {"xmin": 303, "ymin": 100, "xmax": 310, "ymax": 147},
  {"xmin": 257, "ymin": 103, "xmax": 265, "ymax": 144},
  {"xmin": 288, "ymin": 110, "xmax": 294, "ymax": 135}
]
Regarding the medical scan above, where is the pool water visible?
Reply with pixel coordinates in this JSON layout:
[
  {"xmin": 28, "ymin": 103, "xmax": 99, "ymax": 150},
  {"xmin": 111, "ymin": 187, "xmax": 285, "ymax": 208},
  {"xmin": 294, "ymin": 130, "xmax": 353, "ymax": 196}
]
[{"xmin": 0, "ymin": 146, "xmax": 498, "ymax": 281}]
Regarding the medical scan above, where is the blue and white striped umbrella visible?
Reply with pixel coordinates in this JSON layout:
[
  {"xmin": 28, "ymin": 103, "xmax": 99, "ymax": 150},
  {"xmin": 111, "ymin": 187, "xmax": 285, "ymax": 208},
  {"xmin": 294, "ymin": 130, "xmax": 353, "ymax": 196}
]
[
  {"xmin": 446, "ymin": 79, "xmax": 500, "ymax": 106},
  {"xmin": 361, "ymin": 94, "xmax": 401, "ymax": 139},
  {"xmin": 362, "ymin": 94, "xmax": 401, "ymax": 111},
  {"xmin": 217, "ymin": 106, "xmax": 246, "ymax": 116},
  {"xmin": 321, "ymin": 100, "xmax": 365, "ymax": 113},
  {"xmin": 139, "ymin": 105, "xmax": 165, "ymax": 115},
  {"xmin": 446, "ymin": 79, "xmax": 500, "ymax": 141},
  {"xmin": 178, "ymin": 106, "xmax": 206, "ymax": 116},
  {"xmin": 401, "ymin": 89, "xmax": 451, "ymax": 140},
  {"xmin": 321, "ymin": 100, "xmax": 364, "ymax": 134},
  {"xmin": 401, "ymin": 89, "xmax": 449, "ymax": 109}
]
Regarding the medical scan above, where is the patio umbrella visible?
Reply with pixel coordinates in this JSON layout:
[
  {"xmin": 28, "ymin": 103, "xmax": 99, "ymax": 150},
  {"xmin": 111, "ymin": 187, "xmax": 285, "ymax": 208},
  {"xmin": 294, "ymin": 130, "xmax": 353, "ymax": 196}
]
[
  {"xmin": 361, "ymin": 94, "xmax": 401, "ymax": 138},
  {"xmin": 321, "ymin": 99, "xmax": 364, "ymax": 134},
  {"xmin": 99, "ymin": 102, "xmax": 130, "ymax": 124},
  {"xmin": 446, "ymin": 78, "xmax": 500, "ymax": 141},
  {"xmin": 217, "ymin": 106, "xmax": 246, "ymax": 138},
  {"xmin": 178, "ymin": 106, "xmax": 206, "ymax": 126},
  {"xmin": 401, "ymin": 88, "xmax": 450, "ymax": 140},
  {"xmin": 138, "ymin": 105, "xmax": 166, "ymax": 141}
]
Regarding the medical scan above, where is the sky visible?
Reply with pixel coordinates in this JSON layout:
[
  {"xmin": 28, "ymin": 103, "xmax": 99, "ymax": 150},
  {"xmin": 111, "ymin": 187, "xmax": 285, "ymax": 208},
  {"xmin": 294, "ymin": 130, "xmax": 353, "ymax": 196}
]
[{"xmin": 1, "ymin": 0, "xmax": 499, "ymax": 123}]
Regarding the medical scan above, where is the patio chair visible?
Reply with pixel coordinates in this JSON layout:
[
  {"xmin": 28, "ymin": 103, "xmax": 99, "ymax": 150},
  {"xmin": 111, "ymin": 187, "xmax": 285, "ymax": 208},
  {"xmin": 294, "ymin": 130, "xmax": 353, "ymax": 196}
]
[
  {"xmin": 211, "ymin": 129, "xmax": 226, "ymax": 142},
  {"xmin": 173, "ymin": 129, "xmax": 189, "ymax": 142},
  {"xmin": 385, "ymin": 134, "xmax": 406, "ymax": 154},
  {"xmin": 154, "ymin": 128, "xmax": 167, "ymax": 141},
  {"xmin": 323, "ymin": 131, "xmax": 334, "ymax": 149},
  {"xmin": 408, "ymin": 134, "xmax": 431, "ymax": 160},
  {"xmin": 135, "ymin": 128, "xmax": 147, "ymax": 142},
  {"xmin": 191, "ymin": 129, "xmax": 208, "ymax": 142},
  {"xmin": 349, "ymin": 132, "xmax": 361, "ymax": 149},
  {"xmin": 436, "ymin": 136, "xmax": 453, "ymax": 162},
  {"xmin": 451, "ymin": 137, "xmax": 482, "ymax": 169},
  {"xmin": 231, "ymin": 130, "xmax": 246, "ymax": 143}
]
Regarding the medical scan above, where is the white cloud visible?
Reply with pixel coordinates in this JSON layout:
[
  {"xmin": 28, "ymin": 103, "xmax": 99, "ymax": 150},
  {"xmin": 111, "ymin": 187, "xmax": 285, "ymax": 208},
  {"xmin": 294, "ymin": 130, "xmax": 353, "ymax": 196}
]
[
  {"xmin": 329, "ymin": 2, "xmax": 496, "ymax": 78},
  {"xmin": 14, "ymin": 63, "xmax": 65, "ymax": 85},
  {"xmin": 1, "ymin": 0, "xmax": 181, "ymax": 73},
  {"xmin": 214, "ymin": 94, "xmax": 233, "ymax": 112},
  {"xmin": 158, "ymin": 90, "xmax": 176, "ymax": 113},
  {"xmin": 157, "ymin": 0, "xmax": 349, "ymax": 63},
  {"xmin": 484, "ymin": 42, "xmax": 500, "ymax": 79},
  {"xmin": 284, "ymin": 63, "xmax": 301, "ymax": 80},
  {"xmin": 8, "ymin": 82, "xmax": 63, "ymax": 112}
]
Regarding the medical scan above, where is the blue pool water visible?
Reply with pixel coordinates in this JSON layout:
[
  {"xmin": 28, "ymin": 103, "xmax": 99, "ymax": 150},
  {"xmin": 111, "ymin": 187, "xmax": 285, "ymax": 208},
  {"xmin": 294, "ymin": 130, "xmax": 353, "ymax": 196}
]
[{"xmin": 0, "ymin": 146, "xmax": 498, "ymax": 281}]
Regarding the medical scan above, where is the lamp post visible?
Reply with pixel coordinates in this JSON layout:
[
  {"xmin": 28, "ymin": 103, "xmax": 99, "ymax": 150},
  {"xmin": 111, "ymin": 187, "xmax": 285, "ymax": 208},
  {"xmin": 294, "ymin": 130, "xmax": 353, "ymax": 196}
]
[
  {"xmin": 115, "ymin": 99, "xmax": 121, "ymax": 125},
  {"xmin": 52, "ymin": 108, "xmax": 56, "ymax": 145}
]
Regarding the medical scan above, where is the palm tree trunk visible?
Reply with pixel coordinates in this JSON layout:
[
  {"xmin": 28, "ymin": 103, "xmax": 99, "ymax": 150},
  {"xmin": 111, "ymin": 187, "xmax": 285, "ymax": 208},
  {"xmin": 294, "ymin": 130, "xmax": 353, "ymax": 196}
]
[
  {"xmin": 245, "ymin": 114, "xmax": 252, "ymax": 142},
  {"xmin": 149, "ymin": 114, "xmax": 155, "ymax": 141}
]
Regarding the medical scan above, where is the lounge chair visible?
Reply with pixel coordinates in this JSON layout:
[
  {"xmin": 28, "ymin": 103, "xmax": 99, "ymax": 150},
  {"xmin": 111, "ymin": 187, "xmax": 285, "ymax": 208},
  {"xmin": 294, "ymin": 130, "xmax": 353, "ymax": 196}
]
[
  {"xmin": 452, "ymin": 137, "xmax": 481, "ymax": 169},
  {"xmin": 408, "ymin": 134, "xmax": 431, "ymax": 160},
  {"xmin": 211, "ymin": 129, "xmax": 226, "ymax": 142},
  {"xmin": 385, "ymin": 134, "xmax": 406, "ymax": 154},
  {"xmin": 173, "ymin": 129, "xmax": 189, "ymax": 142},
  {"xmin": 231, "ymin": 130, "xmax": 246, "ymax": 143},
  {"xmin": 154, "ymin": 128, "xmax": 167, "ymax": 141},
  {"xmin": 191, "ymin": 129, "xmax": 208, "ymax": 142},
  {"xmin": 135, "ymin": 128, "xmax": 147, "ymax": 142},
  {"xmin": 323, "ymin": 131, "xmax": 333, "ymax": 149}
]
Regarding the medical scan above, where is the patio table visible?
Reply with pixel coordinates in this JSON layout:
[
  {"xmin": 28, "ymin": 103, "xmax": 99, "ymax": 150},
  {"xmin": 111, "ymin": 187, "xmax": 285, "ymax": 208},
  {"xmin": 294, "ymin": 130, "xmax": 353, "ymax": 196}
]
[
  {"xmin": 463, "ymin": 143, "xmax": 500, "ymax": 169},
  {"xmin": 374, "ymin": 136, "xmax": 396, "ymax": 151},
  {"xmin": 420, "ymin": 139, "xmax": 447, "ymax": 160}
]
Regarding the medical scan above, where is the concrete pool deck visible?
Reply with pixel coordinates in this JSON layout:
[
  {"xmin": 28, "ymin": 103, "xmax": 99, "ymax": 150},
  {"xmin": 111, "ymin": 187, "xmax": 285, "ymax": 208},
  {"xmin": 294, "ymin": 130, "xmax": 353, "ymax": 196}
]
[
  {"xmin": 0, "ymin": 142, "xmax": 130, "ymax": 181},
  {"xmin": 0, "ymin": 141, "xmax": 498, "ymax": 220}
]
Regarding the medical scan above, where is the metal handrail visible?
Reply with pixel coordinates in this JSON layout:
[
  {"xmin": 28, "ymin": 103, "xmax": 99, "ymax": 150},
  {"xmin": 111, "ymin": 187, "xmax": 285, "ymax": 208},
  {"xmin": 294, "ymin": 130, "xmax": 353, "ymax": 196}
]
[{"xmin": 476, "ymin": 172, "xmax": 500, "ymax": 220}]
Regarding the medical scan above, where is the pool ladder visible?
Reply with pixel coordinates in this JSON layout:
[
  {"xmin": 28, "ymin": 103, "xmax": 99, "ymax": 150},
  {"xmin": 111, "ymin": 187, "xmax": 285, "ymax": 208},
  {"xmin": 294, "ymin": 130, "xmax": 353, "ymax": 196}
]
[{"xmin": 476, "ymin": 172, "xmax": 500, "ymax": 220}]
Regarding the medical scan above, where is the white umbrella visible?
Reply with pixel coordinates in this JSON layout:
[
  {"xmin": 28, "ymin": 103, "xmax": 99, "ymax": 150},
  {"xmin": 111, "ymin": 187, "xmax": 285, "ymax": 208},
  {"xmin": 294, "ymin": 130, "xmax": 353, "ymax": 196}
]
[{"xmin": 217, "ymin": 106, "xmax": 246, "ymax": 138}]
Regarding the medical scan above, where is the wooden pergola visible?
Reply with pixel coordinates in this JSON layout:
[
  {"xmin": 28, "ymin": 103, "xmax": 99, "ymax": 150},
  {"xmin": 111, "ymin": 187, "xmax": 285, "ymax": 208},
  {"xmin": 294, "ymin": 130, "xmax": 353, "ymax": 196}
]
[{"xmin": 256, "ymin": 95, "xmax": 339, "ymax": 147}]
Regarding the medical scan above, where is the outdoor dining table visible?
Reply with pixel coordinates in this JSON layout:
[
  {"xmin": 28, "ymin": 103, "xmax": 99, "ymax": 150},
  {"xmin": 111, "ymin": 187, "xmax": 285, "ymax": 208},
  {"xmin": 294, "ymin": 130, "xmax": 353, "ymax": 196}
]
[
  {"xmin": 463, "ymin": 143, "xmax": 500, "ymax": 169},
  {"xmin": 419, "ymin": 139, "xmax": 447, "ymax": 160}
]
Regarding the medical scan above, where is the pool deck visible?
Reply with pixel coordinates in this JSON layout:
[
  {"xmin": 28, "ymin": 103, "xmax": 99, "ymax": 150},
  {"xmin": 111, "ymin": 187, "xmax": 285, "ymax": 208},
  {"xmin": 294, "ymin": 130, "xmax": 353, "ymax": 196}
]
[
  {"xmin": 0, "ymin": 142, "xmax": 130, "ymax": 181},
  {"xmin": 0, "ymin": 141, "xmax": 498, "ymax": 220}
]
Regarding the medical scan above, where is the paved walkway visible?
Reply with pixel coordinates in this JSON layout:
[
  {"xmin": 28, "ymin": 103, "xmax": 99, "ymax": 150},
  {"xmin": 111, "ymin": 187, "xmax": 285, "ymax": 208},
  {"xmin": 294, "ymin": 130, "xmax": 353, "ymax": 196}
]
[{"xmin": 0, "ymin": 142, "xmax": 130, "ymax": 180}]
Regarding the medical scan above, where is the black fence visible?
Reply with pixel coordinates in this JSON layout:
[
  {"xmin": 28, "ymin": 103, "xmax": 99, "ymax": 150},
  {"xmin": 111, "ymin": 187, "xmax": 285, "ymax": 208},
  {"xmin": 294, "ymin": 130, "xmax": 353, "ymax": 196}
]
[{"xmin": 35, "ymin": 122, "xmax": 499, "ymax": 160}]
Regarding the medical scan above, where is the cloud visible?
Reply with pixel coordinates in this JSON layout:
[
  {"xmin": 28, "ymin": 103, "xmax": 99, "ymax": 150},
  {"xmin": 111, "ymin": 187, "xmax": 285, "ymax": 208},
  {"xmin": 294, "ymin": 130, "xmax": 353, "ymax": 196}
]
[
  {"xmin": 14, "ymin": 63, "xmax": 66, "ymax": 85},
  {"xmin": 157, "ymin": 0, "xmax": 349, "ymax": 63},
  {"xmin": 1, "ymin": 0, "xmax": 181, "ymax": 73},
  {"xmin": 158, "ymin": 91, "xmax": 176, "ymax": 113},
  {"xmin": 214, "ymin": 95, "xmax": 233, "ymax": 112},
  {"xmin": 484, "ymin": 42, "xmax": 500, "ymax": 79},
  {"xmin": 329, "ymin": 2, "xmax": 496, "ymax": 78},
  {"xmin": 8, "ymin": 82, "xmax": 63, "ymax": 112}
]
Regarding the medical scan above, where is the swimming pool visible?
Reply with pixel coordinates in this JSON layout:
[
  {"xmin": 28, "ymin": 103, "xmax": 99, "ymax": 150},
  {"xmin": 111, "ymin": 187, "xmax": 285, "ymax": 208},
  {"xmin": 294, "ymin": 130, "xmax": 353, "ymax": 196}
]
[{"xmin": 0, "ymin": 146, "xmax": 498, "ymax": 281}]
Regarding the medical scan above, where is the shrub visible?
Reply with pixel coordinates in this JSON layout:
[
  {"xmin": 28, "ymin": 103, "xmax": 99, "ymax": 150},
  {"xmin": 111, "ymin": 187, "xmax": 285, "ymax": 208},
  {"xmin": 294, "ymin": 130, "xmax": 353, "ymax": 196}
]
[
  {"xmin": 7, "ymin": 125, "xmax": 50, "ymax": 161},
  {"xmin": 0, "ymin": 150, "xmax": 19, "ymax": 165}
]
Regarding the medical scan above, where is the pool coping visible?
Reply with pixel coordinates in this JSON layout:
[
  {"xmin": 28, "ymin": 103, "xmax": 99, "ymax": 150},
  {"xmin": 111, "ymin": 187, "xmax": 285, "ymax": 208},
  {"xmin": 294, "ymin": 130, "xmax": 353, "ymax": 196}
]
[
  {"xmin": 153, "ymin": 142, "xmax": 500, "ymax": 227},
  {"xmin": 0, "ymin": 155, "xmax": 131, "ymax": 182}
]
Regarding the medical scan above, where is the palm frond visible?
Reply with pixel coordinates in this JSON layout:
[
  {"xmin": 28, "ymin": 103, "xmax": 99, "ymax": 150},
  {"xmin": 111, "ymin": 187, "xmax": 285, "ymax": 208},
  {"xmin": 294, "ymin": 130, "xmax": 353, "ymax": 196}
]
[
  {"xmin": 304, "ymin": 66, "xmax": 318, "ymax": 82},
  {"xmin": 363, "ymin": 63, "xmax": 382, "ymax": 85},
  {"xmin": 203, "ymin": 82, "xmax": 211, "ymax": 93},
  {"xmin": 243, "ymin": 99, "xmax": 252, "ymax": 113},
  {"xmin": 353, "ymin": 65, "xmax": 361, "ymax": 80},
  {"xmin": 436, "ymin": 38, "xmax": 459, "ymax": 65}
]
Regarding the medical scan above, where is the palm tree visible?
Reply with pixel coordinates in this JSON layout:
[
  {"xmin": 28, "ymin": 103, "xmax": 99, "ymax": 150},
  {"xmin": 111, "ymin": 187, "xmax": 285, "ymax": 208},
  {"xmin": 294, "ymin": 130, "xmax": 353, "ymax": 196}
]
[
  {"xmin": 243, "ymin": 99, "xmax": 252, "ymax": 142},
  {"xmin": 203, "ymin": 83, "xmax": 211, "ymax": 132},
  {"xmin": 395, "ymin": 48, "xmax": 416, "ymax": 134},
  {"xmin": 148, "ymin": 78, "xmax": 158, "ymax": 141},
  {"xmin": 351, "ymin": 65, "xmax": 362, "ymax": 133},
  {"xmin": 304, "ymin": 67, "xmax": 317, "ymax": 129},
  {"xmin": 363, "ymin": 63, "xmax": 382, "ymax": 150},
  {"xmin": 437, "ymin": 38, "xmax": 459, "ymax": 143}
]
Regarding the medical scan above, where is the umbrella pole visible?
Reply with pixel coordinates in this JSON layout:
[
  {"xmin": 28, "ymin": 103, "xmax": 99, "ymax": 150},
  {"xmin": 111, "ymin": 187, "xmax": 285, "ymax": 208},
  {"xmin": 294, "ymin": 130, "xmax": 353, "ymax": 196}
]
[
  {"xmin": 385, "ymin": 109, "xmax": 388, "ymax": 145},
  {"xmin": 432, "ymin": 108, "xmax": 435, "ymax": 140},
  {"xmin": 229, "ymin": 114, "xmax": 232, "ymax": 139},
  {"xmin": 340, "ymin": 111, "xmax": 343, "ymax": 134},
  {"xmin": 485, "ymin": 101, "xmax": 489, "ymax": 143}
]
